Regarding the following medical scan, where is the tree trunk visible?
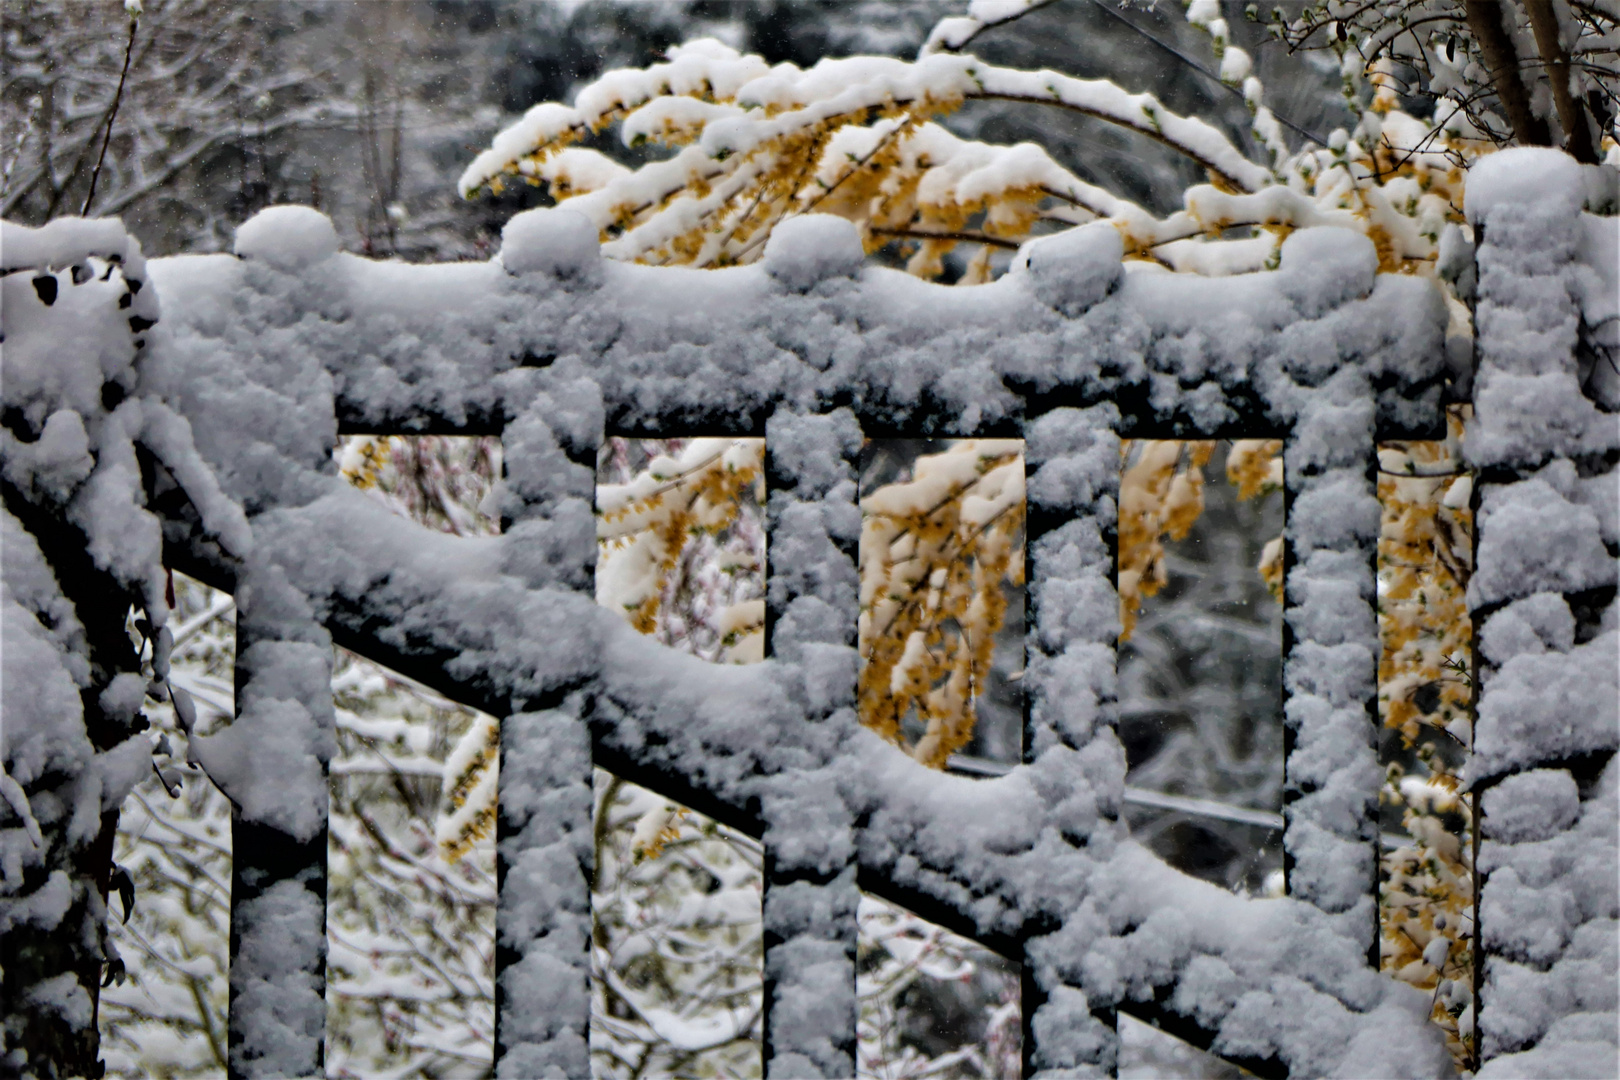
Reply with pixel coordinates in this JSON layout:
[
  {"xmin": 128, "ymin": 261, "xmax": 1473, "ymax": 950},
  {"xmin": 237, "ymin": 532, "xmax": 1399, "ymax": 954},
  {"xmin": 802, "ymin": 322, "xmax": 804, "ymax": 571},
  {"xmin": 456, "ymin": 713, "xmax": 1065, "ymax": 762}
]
[
  {"xmin": 1464, "ymin": 0, "xmax": 1554, "ymax": 147},
  {"xmin": 1522, "ymin": 0, "xmax": 1600, "ymax": 163}
]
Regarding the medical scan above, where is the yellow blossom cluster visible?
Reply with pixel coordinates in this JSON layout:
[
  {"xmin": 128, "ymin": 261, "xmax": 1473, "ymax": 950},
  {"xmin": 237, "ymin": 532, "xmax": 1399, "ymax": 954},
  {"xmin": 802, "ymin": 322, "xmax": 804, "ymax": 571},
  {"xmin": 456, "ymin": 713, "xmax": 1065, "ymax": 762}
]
[
  {"xmin": 1376, "ymin": 405, "xmax": 1475, "ymax": 1065},
  {"xmin": 1381, "ymin": 750, "xmax": 1476, "ymax": 1063},
  {"xmin": 1117, "ymin": 440, "xmax": 1215, "ymax": 642},
  {"xmin": 436, "ymin": 712, "xmax": 500, "ymax": 865},
  {"xmin": 596, "ymin": 438, "xmax": 765, "ymax": 660},
  {"xmin": 858, "ymin": 441, "xmax": 1025, "ymax": 766},
  {"xmin": 1378, "ymin": 409, "xmax": 1474, "ymax": 746}
]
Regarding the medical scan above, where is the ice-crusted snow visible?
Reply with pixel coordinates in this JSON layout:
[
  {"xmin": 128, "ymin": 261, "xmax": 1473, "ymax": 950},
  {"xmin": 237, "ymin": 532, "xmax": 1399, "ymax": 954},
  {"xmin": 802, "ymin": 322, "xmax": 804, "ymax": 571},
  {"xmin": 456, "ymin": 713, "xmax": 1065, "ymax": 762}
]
[{"xmin": 8, "ymin": 145, "xmax": 1612, "ymax": 1078}]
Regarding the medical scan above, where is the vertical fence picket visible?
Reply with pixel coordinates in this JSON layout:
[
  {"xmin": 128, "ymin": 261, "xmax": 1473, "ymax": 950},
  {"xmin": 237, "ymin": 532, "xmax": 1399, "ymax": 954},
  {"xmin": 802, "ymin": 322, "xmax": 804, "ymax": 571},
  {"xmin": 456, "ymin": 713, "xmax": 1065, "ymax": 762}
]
[
  {"xmin": 1464, "ymin": 154, "xmax": 1619, "ymax": 1075},
  {"xmin": 225, "ymin": 563, "xmax": 335, "ymax": 1079},
  {"xmin": 760, "ymin": 409, "xmax": 863, "ymax": 1078},
  {"xmin": 1021, "ymin": 404, "xmax": 1125, "ymax": 1074},
  {"xmin": 1278, "ymin": 398, "xmax": 1384, "ymax": 958},
  {"xmin": 491, "ymin": 380, "xmax": 602, "ymax": 1076}
]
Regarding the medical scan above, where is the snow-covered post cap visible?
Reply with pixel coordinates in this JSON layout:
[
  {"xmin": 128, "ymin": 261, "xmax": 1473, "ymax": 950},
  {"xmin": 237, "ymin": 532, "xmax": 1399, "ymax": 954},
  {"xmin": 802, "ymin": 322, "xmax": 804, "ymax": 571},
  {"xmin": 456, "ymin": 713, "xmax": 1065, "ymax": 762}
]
[
  {"xmin": 499, "ymin": 207, "xmax": 600, "ymax": 284},
  {"xmin": 1464, "ymin": 147, "xmax": 1587, "ymax": 227},
  {"xmin": 234, "ymin": 206, "xmax": 339, "ymax": 271},
  {"xmin": 1276, "ymin": 227, "xmax": 1376, "ymax": 317},
  {"xmin": 1021, "ymin": 222, "xmax": 1122, "ymax": 317},
  {"xmin": 763, "ymin": 214, "xmax": 864, "ymax": 292}
]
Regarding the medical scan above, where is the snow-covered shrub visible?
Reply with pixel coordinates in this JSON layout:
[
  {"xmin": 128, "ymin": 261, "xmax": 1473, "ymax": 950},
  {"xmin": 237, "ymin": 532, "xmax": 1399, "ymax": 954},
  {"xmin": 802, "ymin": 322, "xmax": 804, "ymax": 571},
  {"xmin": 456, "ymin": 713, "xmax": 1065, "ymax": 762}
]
[
  {"xmin": 100, "ymin": 573, "xmax": 234, "ymax": 1079},
  {"xmin": 2, "ymin": 214, "xmax": 249, "ymax": 1079}
]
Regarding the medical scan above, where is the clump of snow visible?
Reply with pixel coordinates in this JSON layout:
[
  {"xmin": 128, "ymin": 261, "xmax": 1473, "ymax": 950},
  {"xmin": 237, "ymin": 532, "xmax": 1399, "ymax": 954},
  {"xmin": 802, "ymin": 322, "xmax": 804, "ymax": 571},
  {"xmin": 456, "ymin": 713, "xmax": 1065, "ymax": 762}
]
[
  {"xmin": 0, "ymin": 216, "xmax": 135, "ymax": 272},
  {"xmin": 190, "ymin": 639, "xmax": 333, "ymax": 841},
  {"xmin": 500, "ymin": 207, "xmax": 601, "ymax": 284},
  {"xmin": 1479, "ymin": 593, "xmax": 1576, "ymax": 667},
  {"xmin": 1465, "ymin": 150, "xmax": 1618, "ymax": 468},
  {"xmin": 1020, "ymin": 222, "xmax": 1123, "ymax": 317},
  {"xmin": 233, "ymin": 205, "xmax": 339, "ymax": 271},
  {"xmin": 1466, "ymin": 630, "xmax": 1618, "ymax": 784},
  {"xmin": 230, "ymin": 880, "xmax": 327, "ymax": 1078},
  {"xmin": 496, "ymin": 704, "xmax": 592, "ymax": 1078},
  {"xmin": 1464, "ymin": 149, "xmax": 1587, "ymax": 227},
  {"xmin": 1469, "ymin": 478, "xmax": 1615, "ymax": 609},
  {"xmin": 1476, "ymin": 761, "xmax": 1618, "ymax": 1063},
  {"xmin": 1482, "ymin": 770, "xmax": 1581, "ymax": 845},
  {"xmin": 1276, "ymin": 227, "xmax": 1376, "ymax": 317},
  {"xmin": 763, "ymin": 214, "xmax": 864, "ymax": 293},
  {"xmin": 25, "ymin": 972, "xmax": 94, "ymax": 1031}
]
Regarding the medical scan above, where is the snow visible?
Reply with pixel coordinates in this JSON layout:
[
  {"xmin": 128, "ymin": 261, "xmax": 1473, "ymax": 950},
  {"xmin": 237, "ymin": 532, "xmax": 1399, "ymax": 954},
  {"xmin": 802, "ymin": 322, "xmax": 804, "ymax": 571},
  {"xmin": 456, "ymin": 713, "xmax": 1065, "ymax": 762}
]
[
  {"xmin": 1464, "ymin": 148, "xmax": 1588, "ymax": 227},
  {"xmin": 0, "ymin": 216, "xmax": 196, "ymax": 1072},
  {"xmin": 1021, "ymin": 222, "xmax": 1123, "ymax": 317},
  {"xmin": 1466, "ymin": 152, "xmax": 1619, "ymax": 467},
  {"xmin": 0, "ymin": 216, "xmax": 137, "ymax": 272},
  {"xmin": 232, "ymin": 204, "xmax": 339, "ymax": 271},
  {"xmin": 763, "ymin": 214, "xmax": 865, "ymax": 293},
  {"xmin": 229, "ymin": 880, "xmax": 326, "ymax": 1077},
  {"xmin": 460, "ymin": 38, "xmax": 1268, "ymax": 262},
  {"xmin": 1470, "ymin": 477, "xmax": 1615, "ymax": 608},
  {"xmin": 8, "ymin": 145, "xmax": 1615, "ymax": 1077},
  {"xmin": 135, "ymin": 192, "xmax": 1459, "ymax": 1074},
  {"xmin": 494, "ymin": 704, "xmax": 592, "ymax": 1077},
  {"xmin": 1462, "ymin": 149, "xmax": 1620, "ymax": 1080},
  {"xmin": 25, "ymin": 972, "xmax": 95, "ymax": 1030},
  {"xmin": 1466, "ymin": 632, "xmax": 1619, "ymax": 783},
  {"xmin": 2, "ymin": 578, "xmax": 91, "ymax": 791},
  {"xmin": 1479, "ymin": 593, "xmax": 1576, "ymax": 666},
  {"xmin": 500, "ymin": 207, "xmax": 601, "ymax": 282}
]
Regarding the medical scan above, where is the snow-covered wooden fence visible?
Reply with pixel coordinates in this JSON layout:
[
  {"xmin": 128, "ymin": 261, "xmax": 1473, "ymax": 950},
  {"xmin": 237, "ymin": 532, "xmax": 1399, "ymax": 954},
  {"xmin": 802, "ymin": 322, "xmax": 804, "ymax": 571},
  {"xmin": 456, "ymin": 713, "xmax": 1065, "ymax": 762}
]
[{"xmin": 2, "ymin": 147, "xmax": 1614, "ymax": 1079}]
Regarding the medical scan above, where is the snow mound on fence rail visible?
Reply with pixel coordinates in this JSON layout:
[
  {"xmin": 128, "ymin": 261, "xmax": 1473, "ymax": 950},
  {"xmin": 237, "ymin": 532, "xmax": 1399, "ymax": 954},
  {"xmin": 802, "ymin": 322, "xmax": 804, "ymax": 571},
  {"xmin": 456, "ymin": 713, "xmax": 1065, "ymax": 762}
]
[{"xmin": 233, "ymin": 204, "xmax": 339, "ymax": 271}]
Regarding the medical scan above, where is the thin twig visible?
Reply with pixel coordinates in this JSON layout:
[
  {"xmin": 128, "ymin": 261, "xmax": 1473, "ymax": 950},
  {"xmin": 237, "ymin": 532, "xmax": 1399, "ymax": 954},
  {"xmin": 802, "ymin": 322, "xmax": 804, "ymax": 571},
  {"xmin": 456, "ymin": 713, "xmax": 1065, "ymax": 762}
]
[
  {"xmin": 1086, "ymin": 0, "xmax": 1328, "ymax": 147},
  {"xmin": 83, "ymin": 11, "xmax": 139, "ymax": 215},
  {"xmin": 869, "ymin": 226, "xmax": 1022, "ymax": 251}
]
